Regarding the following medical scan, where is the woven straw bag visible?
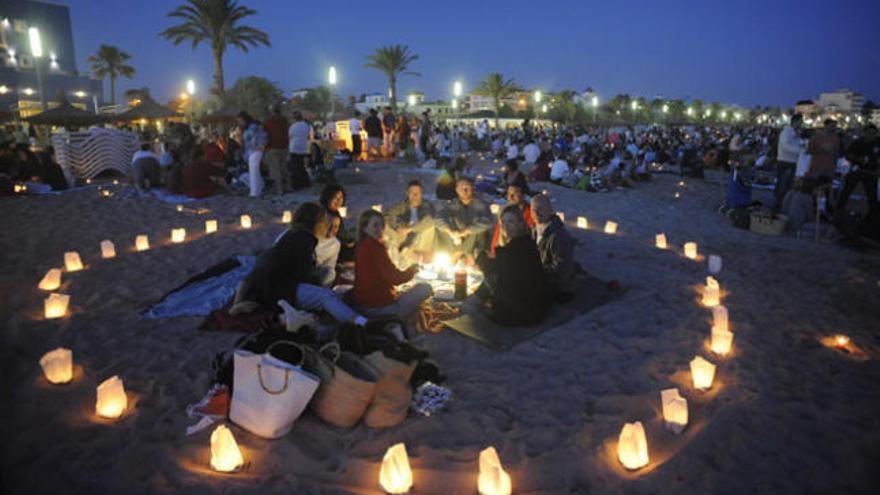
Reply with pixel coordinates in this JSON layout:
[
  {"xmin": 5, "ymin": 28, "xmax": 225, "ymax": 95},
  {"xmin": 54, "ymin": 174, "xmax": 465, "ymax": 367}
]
[
  {"xmin": 363, "ymin": 352, "xmax": 416, "ymax": 428},
  {"xmin": 309, "ymin": 343, "xmax": 381, "ymax": 427}
]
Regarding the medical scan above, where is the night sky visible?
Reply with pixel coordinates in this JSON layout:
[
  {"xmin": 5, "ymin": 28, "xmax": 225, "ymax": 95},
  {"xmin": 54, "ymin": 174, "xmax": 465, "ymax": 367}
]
[{"xmin": 70, "ymin": 0, "xmax": 880, "ymax": 107}]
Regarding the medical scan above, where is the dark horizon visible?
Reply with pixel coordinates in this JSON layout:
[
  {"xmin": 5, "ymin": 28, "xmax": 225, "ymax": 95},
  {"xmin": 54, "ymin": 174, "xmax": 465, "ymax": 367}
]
[{"xmin": 68, "ymin": 0, "xmax": 880, "ymax": 107}]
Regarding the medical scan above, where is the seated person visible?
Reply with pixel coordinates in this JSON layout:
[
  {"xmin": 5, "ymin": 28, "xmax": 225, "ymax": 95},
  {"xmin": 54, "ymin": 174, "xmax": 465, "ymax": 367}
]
[
  {"xmin": 34, "ymin": 146, "xmax": 68, "ymax": 190},
  {"xmin": 386, "ymin": 180, "xmax": 437, "ymax": 260},
  {"xmin": 231, "ymin": 202, "xmax": 367, "ymax": 328},
  {"xmin": 183, "ymin": 145, "xmax": 227, "ymax": 198},
  {"xmin": 531, "ymin": 194, "xmax": 578, "ymax": 301},
  {"xmin": 131, "ymin": 143, "xmax": 160, "ymax": 192},
  {"xmin": 352, "ymin": 209, "xmax": 433, "ymax": 321},
  {"xmin": 435, "ymin": 177, "xmax": 493, "ymax": 262},
  {"xmin": 523, "ymin": 140, "xmax": 541, "ymax": 165},
  {"xmin": 315, "ymin": 213, "xmax": 342, "ymax": 287},
  {"xmin": 499, "ymin": 158, "xmax": 529, "ymax": 195},
  {"xmin": 549, "ymin": 153, "xmax": 570, "ymax": 184},
  {"xmin": 476, "ymin": 204, "xmax": 552, "ymax": 326},
  {"xmin": 319, "ymin": 184, "xmax": 355, "ymax": 262},
  {"xmin": 490, "ymin": 184, "xmax": 535, "ymax": 255}
]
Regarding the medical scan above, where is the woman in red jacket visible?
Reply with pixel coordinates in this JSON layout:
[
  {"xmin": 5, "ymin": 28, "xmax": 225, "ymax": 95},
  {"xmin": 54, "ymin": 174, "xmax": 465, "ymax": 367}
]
[{"xmin": 352, "ymin": 210, "xmax": 433, "ymax": 322}]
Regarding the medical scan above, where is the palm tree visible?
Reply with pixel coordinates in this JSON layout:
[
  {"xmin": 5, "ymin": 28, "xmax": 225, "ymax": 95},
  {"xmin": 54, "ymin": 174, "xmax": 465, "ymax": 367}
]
[
  {"xmin": 473, "ymin": 73, "xmax": 520, "ymax": 129},
  {"xmin": 160, "ymin": 0, "xmax": 270, "ymax": 98},
  {"xmin": 364, "ymin": 45, "xmax": 420, "ymax": 111},
  {"xmin": 87, "ymin": 45, "xmax": 135, "ymax": 107}
]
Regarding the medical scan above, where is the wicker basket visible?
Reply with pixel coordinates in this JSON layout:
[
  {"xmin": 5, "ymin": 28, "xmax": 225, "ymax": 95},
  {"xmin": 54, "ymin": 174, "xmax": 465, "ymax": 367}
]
[{"xmin": 750, "ymin": 212, "xmax": 788, "ymax": 236}]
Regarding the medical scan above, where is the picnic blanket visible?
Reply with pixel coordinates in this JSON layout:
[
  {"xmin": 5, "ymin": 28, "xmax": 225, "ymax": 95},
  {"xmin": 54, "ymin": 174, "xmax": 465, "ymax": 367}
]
[
  {"xmin": 443, "ymin": 275, "xmax": 622, "ymax": 350},
  {"xmin": 144, "ymin": 255, "xmax": 255, "ymax": 319}
]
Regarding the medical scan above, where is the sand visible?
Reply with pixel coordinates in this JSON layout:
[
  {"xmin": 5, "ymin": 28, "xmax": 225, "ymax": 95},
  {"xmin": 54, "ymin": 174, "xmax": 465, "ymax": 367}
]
[{"xmin": 1, "ymin": 157, "xmax": 879, "ymax": 495}]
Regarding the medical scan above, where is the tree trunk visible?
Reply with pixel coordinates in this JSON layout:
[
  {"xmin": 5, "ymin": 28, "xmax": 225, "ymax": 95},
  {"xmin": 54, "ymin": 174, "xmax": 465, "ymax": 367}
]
[
  {"xmin": 212, "ymin": 48, "xmax": 225, "ymax": 99},
  {"xmin": 389, "ymin": 76, "xmax": 397, "ymax": 113},
  {"xmin": 493, "ymin": 95, "xmax": 500, "ymax": 130},
  {"xmin": 110, "ymin": 75, "xmax": 116, "ymax": 106}
]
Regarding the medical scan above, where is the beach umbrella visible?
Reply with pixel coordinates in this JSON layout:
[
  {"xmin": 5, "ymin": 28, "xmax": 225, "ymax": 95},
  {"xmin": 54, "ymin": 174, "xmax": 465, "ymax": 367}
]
[
  {"xmin": 116, "ymin": 96, "xmax": 179, "ymax": 121},
  {"xmin": 25, "ymin": 98, "xmax": 108, "ymax": 128},
  {"xmin": 200, "ymin": 103, "xmax": 242, "ymax": 125}
]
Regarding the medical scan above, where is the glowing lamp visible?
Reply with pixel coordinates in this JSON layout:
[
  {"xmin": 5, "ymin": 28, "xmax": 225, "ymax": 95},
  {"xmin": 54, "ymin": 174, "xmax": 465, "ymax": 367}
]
[
  {"xmin": 240, "ymin": 215, "xmax": 252, "ymax": 229},
  {"xmin": 655, "ymin": 233, "xmax": 667, "ymax": 249},
  {"xmin": 380, "ymin": 443, "xmax": 413, "ymax": 494},
  {"xmin": 702, "ymin": 276, "xmax": 720, "ymax": 307},
  {"xmin": 205, "ymin": 220, "xmax": 218, "ymax": 234},
  {"xmin": 338, "ymin": 207, "xmax": 348, "ymax": 218},
  {"xmin": 100, "ymin": 240, "xmax": 116, "ymax": 258},
  {"xmin": 690, "ymin": 356, "xmax": 716, "ymax": 390},
  {"xmin": 617, "ymin": 421, "xmax": 649, "ymax": 470},
  {"xmin": 604, "ymin": 221, "xmax": 617, "ymax": 234},
  {"xmin": 95, "ymin": 375, "xmax": 127, "ymax": 419},
  {"xmin": 684, "ymin": 242, "xmax": 698, "ymax": 259},
  {"xmin": 711, "ymin": 326, "xmax": 734, "ymax": 356},
  {"xmin": 660, "ymin": 388, "xmax": 688, "ymax": 434},
  {"xmin": 64, "ymin": 252, "xmax": 83, "ymax": 272},
  {"xmin": 478, "ymin": 446, "xmax": 512, "ymax": 495},
  {"xmin": 490, "ymin": 204, "xmax": 500, "ymax": 215},
  {"xmin": 135, "ymin": 235, "xmax": 150, "ymax": 251},
  {"xmin": 176, "ymin": 204, "xmax": 184, "ymax": 212},
  {"xmin": 39, "ymin": 268, "xmax": 62, "ymax": 291},
  {"xmin": 433, "ymin": 252, "xmax": 452, "ymax": 277},
  {"xmin": 44, "ymin": 293, "xmax": 70, "ymax": 319},
  {"xmin": 833, "ymin": 334, "xmax": 850, "ymax": 349},
  {"xmin": 708, "ymin": 254, "xmax": 722, "ymax": 274},
  {"xmin": 210, "ymin": 424, "xmax": 244, "ymax": 472},
  {"xmin": 557, "ymin": 212, "xmax": 565, "ymax": 223},
  {"xmin": 712, "ymin": 306, "xmax": 728, "ymax": 333},
  {"xmin": 40, "ymin": 347, "xmax": 73, "ymax": 384},
  {"xmin": 282, "ymin": 210, "xmax": 292, "ymax": 223},
  {"xmin": 372, "ymin": 204, "xmax": 383, "ymax": 213},
  {"xmin": 577, "ymin": 216, "xmax": 588, "ymax": 229},
  {"xmin": 171, "ymin": 228, "xmax": 186, "ymax": 243}
]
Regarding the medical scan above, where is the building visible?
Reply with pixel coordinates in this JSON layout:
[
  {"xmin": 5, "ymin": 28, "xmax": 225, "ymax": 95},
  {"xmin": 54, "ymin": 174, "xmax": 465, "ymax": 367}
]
[
  {"xmin": 0, "ymin": 0, "xmax": 103, "ymax": 118},
  {"xmin": 794, "ymin": 99, "xmax": 817, "ymax": 118},
  {"xmin": 815, "ymin": 89, "xmax": 865, "ymax": 114},
  {"xmin": 466, "ymin": 93, "xmax": 494, "ymax": 113},
  {"xmin": 871, "ymin": 108, "xmax": 880, "ymax": 127},
  {"xmin": 410, "ymin": 100, "xmax": 455, "ymax": 118}
]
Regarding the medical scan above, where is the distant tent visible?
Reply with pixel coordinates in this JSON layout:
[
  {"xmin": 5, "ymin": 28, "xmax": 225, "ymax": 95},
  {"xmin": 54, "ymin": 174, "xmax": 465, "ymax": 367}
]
[
  {"xmin": 25, "ymin": 96, "xmax": 108, "ymax": 128},
  {"xmin": 116, "ymin": 96, "xmax": 179, "ymax": 121}
]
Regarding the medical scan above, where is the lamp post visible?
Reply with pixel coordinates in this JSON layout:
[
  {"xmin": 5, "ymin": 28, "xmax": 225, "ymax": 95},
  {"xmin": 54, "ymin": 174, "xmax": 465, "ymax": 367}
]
[
  {"xmin": 28, "ymin": 27, "xmax": 47, "ymax": 111},
  {"xmin": 453, "ymin": 80, "xmax": 462, "ymax": 125},
  {"xmin": 328, "ymin": 66, "xmax": 337, "ymax": 118},
  {"xmin": 533, "ymin": 90, "xmax": 542, "ymax": 120},
  {"xmin": 185, "ymin": 79, "xmax": 195, "ymax": 126}
]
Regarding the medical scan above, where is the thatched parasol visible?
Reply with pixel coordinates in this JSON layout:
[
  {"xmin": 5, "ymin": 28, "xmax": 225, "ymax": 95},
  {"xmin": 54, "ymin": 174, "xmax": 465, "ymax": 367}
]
[
  {"xmin": 200, "ymin": 103, "xmax": 242, "ymax": 124},
  {"xmin": 24, "ymin": 98, "xmax": 108, "ymax": 128},
  {"xmin": 116, "ymin": 97, "xmax": 180, "ymax": 121}
]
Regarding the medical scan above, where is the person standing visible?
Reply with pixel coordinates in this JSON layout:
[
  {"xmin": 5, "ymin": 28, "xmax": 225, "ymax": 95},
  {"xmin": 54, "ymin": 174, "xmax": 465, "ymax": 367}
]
[
  {"xmin": 238, "ymin": 111, "xmax": 268, "ymax": 198},
  {"xmin": 419, "ymin": 110, "xmax": 433, "ymax": 158},
  {"xmin": 288, "ymin": 111, "xmax": 312, "ymax": 177},
  {"xmin": 364, "ymin": 109, "xmax": 383, "ymax": 159},
  {"xmin": 349, "ymin": 111, "xmax": 363, "ymax": 161},
  {"xmin": 774, "ymin": 113, "xmax": 805, "ymax": 210},
  {"xmin": 262, "ymin": 103, "xmax": 290, "ymax": 194},
  {"xmin": 382, "ymin": 106, "xmax": 397, "ymax": 158},
  {"xmin": 397, "ymin": 114, "xmax": 412, "ymax": 151}
]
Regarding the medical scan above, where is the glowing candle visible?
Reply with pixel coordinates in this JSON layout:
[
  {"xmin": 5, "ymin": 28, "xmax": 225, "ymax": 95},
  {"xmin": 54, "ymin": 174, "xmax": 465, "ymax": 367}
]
[
  {"xmin": 660, "ymin": 388, "xmax": 688, "ymax": 434},
  {"xmin": 490, "ymin": 204, "xmax": 500, "ymax": 215},
  {"xmin": 684, "ymin": 242, "xmax": 698, "ymax": 259},
  {"xmin": 478, "ymin": 446, "xmax": 512, "ymax": 495},
  {"xmin": 604, "ymin": 221, "xmax": 618, "ymax": 234},
  {"xmin": 712, "ymin": 306, "xmax": 728, "ymax": 333},
  {"xmin": 577, "ymin": 216, "xmax": 588, "ymax": 229},
  {"xmin": 617, "ymin": 421, "xmax": 649, "ymax": 470},
  {"xmin": 379, "ymin": 443, "xmax": 413, "ymax": 494},
  {"xmin": 38, "ymin": 268, "xmax": 62, "ymax": 291},
  {"xmin": 282, "ymin": 210, "xmax": 292, "ymax": 223},
  {"xmin": 702, "ymin": 276, "xmax": 720, "ymax": 307},
  {"xmin": 240, "ymin": 215, "xmax": 252, "ymax": 229},
  {"xmin": 690, "ymin": 356, "xmax": 716, "ymax": 390},
  {"xmin": 135, "ymin": 235, "xmax": 150, "ymax": 251},
  {"xmin": 711, "ymin": 326, "xmax": 734, "ymax": 356},
  {"xmin": 171, "ymin": 228, "xmax": 186, "ymax": 243},
  {"xmin": 176, "ymin": 204, "xmax": 184, "ymax": 212},
  {"xmin": 44, "ymin": 293, "xmax": 70, "ymax": 319},
  {"xmin": 210, "ymin": 424, "xmax": 245, "ymax": 472},
  {"xmin": 64, "ymin": 252, "xmax": 83, "ymax": 272},
  {"xmin": 100, "ymin": 240, "xmax": 116, "ymax": 258},
  {"xmin": 372, "ymin": 204, "xmax": 383, "ymax": 213},
  {"xmin": 338, "ymin": 207, "xmax": 348, "ymax": 218},
  {"xmin": 833, "ymin": 334, "xmax": 849, "ymax": 349},
  {"xmin": 557, "ymin": 212, "xmax": 565, "ymax": 223},
  {"xmin": 655, "ymin": 233, "xmax": 667, "ymax": 249},
  {"xmin": 708, "ymin": 254, "xmax": 722, "ymax": 274},
  {"xmin": 95, "ymin": 375, "xmax": 127, "ymax": 419},
  {"xmin": 39, "ymin": 347, "xmax": 73, "ymax": 384},
  {"xmin": 205, "ymin": 219, "xmax": 218, "ymax": 234}
]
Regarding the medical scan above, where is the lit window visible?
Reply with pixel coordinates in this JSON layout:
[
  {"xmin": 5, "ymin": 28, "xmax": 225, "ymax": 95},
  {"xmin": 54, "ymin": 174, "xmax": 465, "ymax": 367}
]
[{"xmin": 22, "ymin": 87, "xmax": 34, "ymax": 95}]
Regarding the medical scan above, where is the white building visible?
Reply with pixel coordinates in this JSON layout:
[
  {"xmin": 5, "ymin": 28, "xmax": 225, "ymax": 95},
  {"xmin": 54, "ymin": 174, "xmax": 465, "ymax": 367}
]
[
  {"xmin": 815, "ymin": 89, "xmax": 865, "ymax": 114},
  {"xmin": 871, "ymin": 108, "xmax": 880, "ymax": 127},
  {"xmin": 466, "ymin": 93, "xmax": 495, "ymax": 113}
]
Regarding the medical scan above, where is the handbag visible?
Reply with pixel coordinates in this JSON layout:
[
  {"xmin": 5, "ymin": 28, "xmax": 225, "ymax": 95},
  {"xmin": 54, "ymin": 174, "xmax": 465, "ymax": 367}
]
[
  {"xmin": 309, "ymin": 343, "xmax": 381, "ymax": 428},
  {"xmin": 229, "ymin": 341, "xmax": 320, "ymax": 439},
  {"xmin": 363, "ymin": 352, "xmax": 416, "ymax": 428}
]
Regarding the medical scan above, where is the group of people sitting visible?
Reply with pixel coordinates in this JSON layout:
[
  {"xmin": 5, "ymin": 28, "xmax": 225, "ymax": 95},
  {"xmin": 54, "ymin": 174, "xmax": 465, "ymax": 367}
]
[
  {"xmin": 0, "ymin": 142, "xmax": 69, "ymax": 195},
  {"xmin": 229, "ymin": 177, "xmax": 580, "ymax": 334}
]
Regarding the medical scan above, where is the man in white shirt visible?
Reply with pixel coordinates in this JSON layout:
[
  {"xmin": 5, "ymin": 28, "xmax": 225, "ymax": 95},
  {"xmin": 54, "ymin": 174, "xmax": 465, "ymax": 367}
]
[
  {"xmin": 131, "ymin": 143, "xmax": 160, "ymax": 192},
  {"xmin": 550, "ymin": 154, "xmax": 570, "ymax": 183},
  {"xmin": 523, "ymin": 141, "xmax": 541, "ymax": 165},
  {"xmin": 774, "ymin": 113, "xmax": 804, "ymax": 209},
  {"xmin": 288, "ymin": 111, "xmax": 312, "ymax": 174},
  {"xmin": 507, "ymin": 141, "xmax": 519, "ymax": 160}
]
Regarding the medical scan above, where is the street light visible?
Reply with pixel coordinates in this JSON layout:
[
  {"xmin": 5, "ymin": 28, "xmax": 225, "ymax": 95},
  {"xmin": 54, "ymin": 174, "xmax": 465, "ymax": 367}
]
[
  {"xmin": 28, "ymin": 27, "xmax": 47, "ymax": 110},
  {"xmin": 453, "ymin": 81, "xmax": 462, "ymax": 98},
  {"xmin": 662, "ymin": 103, "xmax": 669, "ymax": 113},
  {"xmin": 453, "ymin": 81, "xmax": 463, "ymax": 124},
  {"xmin": 328, "ymin": 66, "xmax": 337, "ymax": 117},
  {"xmin": 185, "ymin": 79, "xmax": 196, "ymax": 125},
  {"xmin": 591, "ymin": 95, "xmax": 599, "ymax": 108},
  {"xmin": 186, "ymin": 79, "xmax": 195, "ymax": 96},
  {"xmin": 407, "ymin": 94, "xmax": 416, "ymax": 107}
]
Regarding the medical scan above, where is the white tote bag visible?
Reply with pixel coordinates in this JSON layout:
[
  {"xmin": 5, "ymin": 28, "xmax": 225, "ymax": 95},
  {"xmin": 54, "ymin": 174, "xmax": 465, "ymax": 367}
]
[
  {"xmin": 795, "ymin": 151, "xmax": 812, "ymax": 178},
  {"xmin": 230, "ymin": 341, "xmax": 320, "ymax": 439}
]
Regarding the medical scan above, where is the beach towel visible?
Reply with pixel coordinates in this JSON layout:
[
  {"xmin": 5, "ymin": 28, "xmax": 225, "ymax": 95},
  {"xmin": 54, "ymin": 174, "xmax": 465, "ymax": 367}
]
[
  {"xmin": 443, "ymin": 275, "xmax": 622, "ymax": 350},
  {"xmin": 144, "ymin": 255, "xmax": 255, "ymax": 319}
]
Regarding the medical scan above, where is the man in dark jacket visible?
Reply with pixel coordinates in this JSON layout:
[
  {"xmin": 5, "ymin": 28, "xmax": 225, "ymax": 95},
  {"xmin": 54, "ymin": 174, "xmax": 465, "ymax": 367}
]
[
  {"xmin": 531, "ymin": 194, "xmax": 578, "ymax": 301},
  {"xmin": 476, "ymin": 204, "xmax": 552, "ymax": 326},
  {"xmin": 386, "ymin": 180, "xmax": 436, "ymax": 257}
]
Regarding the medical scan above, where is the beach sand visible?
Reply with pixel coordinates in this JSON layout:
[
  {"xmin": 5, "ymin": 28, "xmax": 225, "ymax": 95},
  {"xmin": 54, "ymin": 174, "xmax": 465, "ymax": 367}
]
[{"xmin": 1, "ymin": 157, "xmax": 878, "ymax": 494}]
